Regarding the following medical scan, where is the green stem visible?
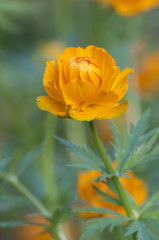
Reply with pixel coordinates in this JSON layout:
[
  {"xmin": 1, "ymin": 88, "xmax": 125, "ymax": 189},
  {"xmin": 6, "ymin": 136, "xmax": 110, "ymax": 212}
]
[
  {"xmin": 89, "ymin": 121, "xmax": 134, "ymax": 219},
  {"xmin": 0, "ymin": 172, "xmax": 51, "ymax": 218}
]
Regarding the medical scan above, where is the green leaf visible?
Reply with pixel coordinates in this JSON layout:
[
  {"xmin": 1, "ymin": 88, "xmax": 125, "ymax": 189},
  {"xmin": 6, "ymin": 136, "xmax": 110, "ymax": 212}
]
[
  {"xmin": 67, "ymin": 163, "xmax": 105, "ymax": 172},
  {"xmin": 92, "ymin": 185, "xmax": 122, "ymax": 206},
  {"xmin": 91, "ymin": 173, "xmax": 114, "ymax": 182},
  {"xmin": 80, "ymin": 216, "xmax": 129, "ymax": 240},
  {"xmin": 55, "ymin": 136, "xmax": 106, "ymax": 172},
  {"xmin": 141, "ymin": 210, "xmax": 159, "ymax": 219},
  {"xmin": 0, "ymin": 220, "xmax": 48, "ymax": 228},
  {"xmin": 111, "ymin": 110, "xmax": 159, "ymax": 172},
  {"xmin": 73, "ymin": 207, "xmax": 124, "ymax": 217},
  {"xmin": 103, "ymin": 177, "xmax": 119, "ymax": 196},
  {"xmin": 141, "ymin": 218, "xmax": 159, "ymax": 229},
  {"xmin": 125, "ymin": 221, "xmax": 159, "ymax": 240},
  {"xmin": 16, "ymin": 146, "xmax": 42, "ymax": 176},
  {"xmin": 141, "ymin": 190, "xmax": 159, "ymax": 214}
]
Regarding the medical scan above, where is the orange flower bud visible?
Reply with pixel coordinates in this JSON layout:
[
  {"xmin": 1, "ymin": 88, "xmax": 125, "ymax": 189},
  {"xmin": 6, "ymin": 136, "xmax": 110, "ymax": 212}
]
[
  {"xmin": 37, "ymin": 45, "xmax": 133, "ymax": 121},
  {"xmin": 77, "ymin": 163, "xmax": 147, "ymax": 218}
]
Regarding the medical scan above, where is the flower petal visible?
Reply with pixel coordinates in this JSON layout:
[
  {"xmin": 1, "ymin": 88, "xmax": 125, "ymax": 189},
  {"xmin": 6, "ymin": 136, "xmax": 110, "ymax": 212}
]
[
  {"xmin": 58, "ymin": 47, "xmax": 85, "ymax": 63},
  {"xmin": 43, "ymin": 61, "xmax": 63, "ymax": 101},
  {"xmin": 36, "ymin": 96, "xmax": 66, "ymax": 117},
  {"xmin": 79, "ymin": 91, "xmax": 118, "ymax": 111},
  {"xmin": 85, "ymin": 45, "xmax": 116, "ymax": 80},
  {"xmin": 94, "ymin": 100, "xmax": 128, "ymax": 120},
  {"xmin": 111, "ymin": 68, "xmax": 134, "ymax": 100},
  {"xmin": 69, "ymin": 106, "xmax": 97, "ymax": 121},
  {"xmin": 62, "ymin": 78, "xmax": 97, "ymax": 106}
]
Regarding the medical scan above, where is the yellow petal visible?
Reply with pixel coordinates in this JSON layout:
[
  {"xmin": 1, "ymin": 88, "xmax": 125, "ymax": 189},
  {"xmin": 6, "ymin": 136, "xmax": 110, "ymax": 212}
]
[
  {"xmin": 43, "ymin": 61, "xmax": 63, "ymax": 101},
  {"xmin": 85, "ymin": 45, "xmax": 116, "ymax": 79},
  {"xmin": 111, "ymin": 68, "xmax": 134, "ymax": 101},
  {"xmin": 79, "ymin": 91, "xmax": 118, "ymax": 111},
  {"xmin": 94, "ymin": 100, "xmax": 128, "ymax": 120},
  {"xmin": 62, "ymin": 78, "xmax": 97, "ymax": 106},
  {"xmin": 69, "ymin": 106, "xmax": 97, "ymax": 121},
  {"xmin": 88, "ymin": 69, "xmax": 101, "ymax": 89},
  {"xmin": 36, "ymin": 96, "xmax": 66, "ymax": 117},
  {"xmin": 58, "ymin": 47, "xmax": 85, "ymax": 64},
  {"xmin": 104, "ymin": 67, "xmax": 120, "ymax": 90}
]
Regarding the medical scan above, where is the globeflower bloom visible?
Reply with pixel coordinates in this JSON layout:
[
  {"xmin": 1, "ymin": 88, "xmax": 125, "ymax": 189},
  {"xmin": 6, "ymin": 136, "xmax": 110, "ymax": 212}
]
[
  {"xmin": 95, "ymin": 0, "xmax": 159, "ymax": 16},
  {"xmin": 77, "ymin": 165, "xmax": 147, "ymax": 218},
  {"xmin": 37, "ymin": 45, "xmax": 133, "ymax": 121},
  {"xmin": 18, "ymin": 215, "xmax": 79, "ymax": 240},
  {"xmin": 18, "ymin": 215, "xmax": 53, "ymax": 240}
]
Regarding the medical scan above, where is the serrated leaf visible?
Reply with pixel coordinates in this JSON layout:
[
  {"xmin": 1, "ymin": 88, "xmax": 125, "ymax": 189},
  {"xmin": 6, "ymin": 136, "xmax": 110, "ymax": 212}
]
[
  {"xmin": 111, "ymin": 110, "xmax": 159, "ymax": 172},
  {"xmin": 80, "ymin": 216, "xmax": 129, "ymax": 240},
  {"xmin": 122, "ymin": 130, "xmax": 159, "ymax": 171},
  {"xmin": 141, "ymin": 190, "xmax": 159, "ymax": 214},
  {"xmin": 67, "ymin": 163, "xmax": 105, "ymax": 172},
  {"xmin": 92, "ymin": 185, "xmax": 122, "ymax": 206},
  {"xmin": 141, "ymin": 218, "xmax": 159, "ymax": 228},
  {"xmin": 91, "ymin": 173, "xmax": 113, "ymax": 182},
  {"xmin": 125, "ymin": 221, "xmax": 159, "ymax": 240},
  {"xmin": 103, "ymin": 177, "xmax": 119, "ymax": 196},
  {"xmin": 73, "ymin": 207, "xmax": 123, "ymax": 217},
  {"xmin": 55, "ymin": 136, "xmax": 106, "ymax": 171}
]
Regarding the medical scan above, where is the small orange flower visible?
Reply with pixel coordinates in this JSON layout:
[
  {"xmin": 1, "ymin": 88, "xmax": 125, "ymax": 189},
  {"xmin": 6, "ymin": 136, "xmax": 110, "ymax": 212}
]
[
  {"xmin": 37, "ymin": 45, "xmax": 133, "ymax": 121},
  {"xmin": 18, "ymin": 215, "xmax": 79, "ymax": 240},
  {"xmin": 18, "ymin": 215, "xmax": 53, "ymax": 240},
  {"xmin": 77, "ymin": 163, "xmax": 147, "ymax": 218},
  {"xmin": 134, "ymin": 51, "xmax": 159, "ymax": 98},
  {"xmin": 95, "ymin": 0, "xmax": 159, "ymax": 16}
]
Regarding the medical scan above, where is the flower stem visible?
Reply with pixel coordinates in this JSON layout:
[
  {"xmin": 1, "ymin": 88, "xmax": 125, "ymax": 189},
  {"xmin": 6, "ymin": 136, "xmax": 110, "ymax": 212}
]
[
  {"xmin": 89, "ymin": 121, "xmax": 134, "ymax": 219},
  {"xmin": 0, "ymin": 172, "xmax": 51, "ymax": 218}
]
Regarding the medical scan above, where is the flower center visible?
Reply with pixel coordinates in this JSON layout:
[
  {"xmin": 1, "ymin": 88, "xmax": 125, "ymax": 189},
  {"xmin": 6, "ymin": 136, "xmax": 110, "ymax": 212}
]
[{"xmin": 69, "ymin": 56, "xmax": 102, "ymax": 88}]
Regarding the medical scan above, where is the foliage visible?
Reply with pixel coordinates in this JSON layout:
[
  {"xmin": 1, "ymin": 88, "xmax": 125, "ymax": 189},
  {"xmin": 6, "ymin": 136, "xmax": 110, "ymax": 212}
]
[
  {"xmin": 80, "ymin": 216, "xmax": 130, "ymax": 240},
  {"xmin": 56, "ymin": 111, "xmax": 159, "ymax": 239},
  {"xmin": 111, "ymin": 110, "xmax": 159, "ymax": 172},
  {"xmin": 125, "ymin": 221, "xmax": 159, "ymax": 240},
  {"xmin": 55, "ymin": 135, "xmax": 106, "ymax": 172}
]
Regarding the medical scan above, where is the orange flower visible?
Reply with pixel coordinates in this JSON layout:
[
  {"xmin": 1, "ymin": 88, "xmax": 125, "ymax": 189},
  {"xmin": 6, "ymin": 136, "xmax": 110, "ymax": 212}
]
[
  {"xmin": 77, "ymin": 163, "xmax": 147, "ymax": 218},
  {"xmin": 134, "ymin": 51, "xmax": 159, "ymax": 98},
  {"xmin": 95, "ymin": 0, "xmax": 159, "ymax": 16},
  {"xmin": 37, "ymin": 45, "xmax": 133, "ymax": 121},
  {"xmin": 18, "ymin": 215, "xmax": 79, "ymax": 240},
  {"xmin": 18, "ymin": 215, "xmax": 53, "ymax": 240}
]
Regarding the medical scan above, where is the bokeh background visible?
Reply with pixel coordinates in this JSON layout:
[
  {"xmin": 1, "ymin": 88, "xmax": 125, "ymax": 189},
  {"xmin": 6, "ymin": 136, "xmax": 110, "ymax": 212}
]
[{"xmin": 0, "ymin": 0, "xmax": 159, "ymax": 239}]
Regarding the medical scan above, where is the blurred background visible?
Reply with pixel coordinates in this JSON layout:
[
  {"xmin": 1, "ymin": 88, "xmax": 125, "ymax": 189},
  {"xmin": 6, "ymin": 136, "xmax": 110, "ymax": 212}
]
[{"xmin": 0, "ymin": 0, "xmax": 159, "ymax": 239}]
